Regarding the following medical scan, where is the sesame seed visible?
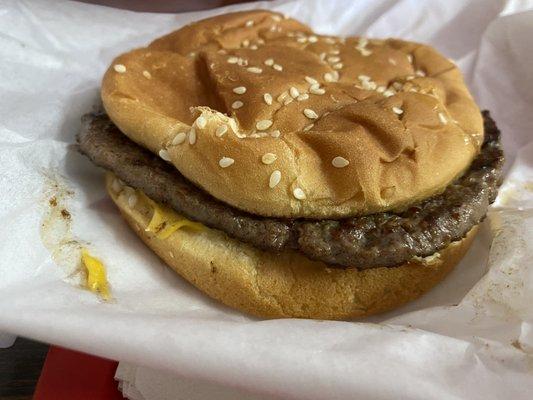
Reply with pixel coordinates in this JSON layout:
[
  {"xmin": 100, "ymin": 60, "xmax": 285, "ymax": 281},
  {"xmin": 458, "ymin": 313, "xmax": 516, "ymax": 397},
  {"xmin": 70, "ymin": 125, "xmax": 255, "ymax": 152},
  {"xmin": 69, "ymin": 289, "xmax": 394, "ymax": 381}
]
[
  {"xmin": 271, "ymin": 15, "xmax": 282, "ymax": 22},
  {"xmin": 263, "ymin": 93, "xmax": 273, "ymax": 105},
  {"xmin": 328, "ymin": 56, "xmax": 341, "ymax": 63},
  {"xmin": 242, "ymin": 39, "xmax": 250, "ymax": 47},
  {"xmin": 172, "ymin": 132, "xmax": 187, "ymax": 145},
  {"xmin": 111, "ymin": 179, "xmax": 123, "ymax": 193},
  {"xmin": 159, "ymin": 149, "xmax": 171, "ymax": 161},
  {"xmin": 250, "ymin": 45, "xmax": 258, "ymax": 50},
  {"xmin": 228, "ymin": 118, "xmax": 238, "ymax": 133},
  {"xmin": 247, "ymin": 67, "xmax": 262, "ymax": 74},
  {"xmin": 407, "ymin": 54, "xmax": 413, "ymax": 63},
  {"xmin": 358, "ymin": 48, "xmax": 372, "ymax": 56},
  {"xmin": 270, "ymin": 130, "xmax": 281, "ymax": 138},
  {"xmin": 329, "ymin": 49, "xmax": 340, "ymax": 55},
  {"xmin": 273, "ymin": 64, "xmax": 283, "ymax": 71},
  {"xmin": 415, "ymin": 69, "xmax": 426, "ymax": 77},
  {"xmin": 227, "ymin": 56, "xmax": 239, "ymax": 64},
  {"xmin": 360, "ymin": 80, "xmax": 377, "ymax": 90},
  {"xmin": 319, "ymin": 52, "xmax": 326, "ymax": 62},
  {"xmin": 388, "ymin": 58, "xmax": 397, "ymax": 66},
  {"xmin": 232, "ymin": 100, "xmax": 244, "ymax": 109},
  {"xmin": 261, "ymin": 153, "xmax": 277, "ymax": 164},
  {"xmin": 264, "ymin": 58, "xmax": 274, "ymax": 66},
  {"xmin": 188, "ymin": 127, "xmax": 197, "ymax": 144},
  {"xmin": 303, "ymin": 108, "xmax": 319, "ymax": 119},
  {"xmin": 237, "ymin": 58, "xmax": 248, "ymax": 66},
  {"xmin": 297, "ymin": 93, "xmax": 309, "ymax": 101},
  {"xmin": 233, "ymin": 86, "xmax": 247, "ymax": 94},
  {"xmin": 219, "ymin": 157, "xmax": 234, "ymax": 168},
  {"xmin": 333, "ymin": 63, "xmax": 343, "ymax": 70},
  {"xmin": 290, "ymin": 86, "xmax": 300, "ymax": 98},
  {"xmin": 383, "ymin": 89, "xmax": 395, "ymax": 97},
  {"xmin": 277, "ymin": 92, "xmax": 289, "ymax": 103},
  {"xmin": 358, "ymin": 74, "xmax": 370, "ymax": 81},
  {"xmin": 305, "ymin": 76, "xmax": 318, "ymax": 85},
  {"xmin": 293, "ymin": 187, "xmax": 306, "ymax": 200},
  {"xmin": 257, "ymin": 38, "xmax": 265, "ymax": 45},
  {"xmin": 142, "ymin": 70, "xmax": 151, "ymax": 79},
  {"xmin": 324, "ymin": 72, "xmax": 334, "ymax": 82},
  {"xmin": 113, "ymin": 64, "xmax": 126, "ymax": 73},
  {"xmin": 283, "ymin": 97, "xmax": 293, "ymax": 105},
  {"xmin": 128, "ymin": 194, "xmax": 138, "ymax": 208},
  {"xmin": 303, "ymin": 124, "xmax": 314, "ymax": 131},
  {"xmin": 392, "ymin": 82, "xmax": 403, "ymax": 90},
  {"xmin": 325, "ymin": 38, "xmax": 336, "ymax": 44},
  {"xmin": 328, "ymin": 71, "xmax": 339, "ymax": 81},
  {"xmin": 269, "ymin": 170, "xmax": 281, "ymax": 188},
  {"xmin": 392, "ymin": 106, "xmax": 403, "ymax": 115},
  {"xmin": 215, "ymin": 125, "xmax": 228, "ymax": 137},
  {"xmin": 297, "ymin": 37, "xmax": 307, "ymax": 43},
  {"xmin": 332, "ymin": 156, "xmax": 349, "ymax": 168},
  {"xmin": 308, "ymin": 35, "xmax": 318, "ymax": 43},
  {"xmin": 376, "ymin": 86, "xmax": 386, "ymax": 93},
  {"xmin": 358, "ymin": 37, "xmax": 368, "ymax": 47},
  {"xmin": 438, "ymin": 112, "xmax": 448, "ymax": 124},
  {"xmin": 256, "ymin": 119, "xmax": 273, "ymax": 130},
  {"xmin": 195, "ymin": 115, "xmax": 207, "ymax": 129},
  {"xmin": 310, "ymin": 86, "xmax": 325, "ymax": 95},
  {"xmin": 245, "ymin": 20, "xmax": 254, "ymax": 27}
]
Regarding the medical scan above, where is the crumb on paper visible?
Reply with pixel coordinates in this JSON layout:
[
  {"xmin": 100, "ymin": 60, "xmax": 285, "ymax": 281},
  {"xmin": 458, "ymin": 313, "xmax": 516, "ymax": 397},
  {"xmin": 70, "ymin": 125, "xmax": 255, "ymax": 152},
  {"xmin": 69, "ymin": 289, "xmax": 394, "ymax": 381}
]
[{"xmin": 61, "ymin": 209, "xmax": 71, "ymax": 220}]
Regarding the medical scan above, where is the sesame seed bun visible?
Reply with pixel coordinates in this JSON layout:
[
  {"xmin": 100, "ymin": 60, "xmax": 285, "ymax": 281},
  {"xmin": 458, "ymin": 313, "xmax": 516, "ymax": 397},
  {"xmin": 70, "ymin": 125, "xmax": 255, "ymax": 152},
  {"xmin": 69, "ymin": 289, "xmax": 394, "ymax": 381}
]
[
  {"xmin": 106, "ymin": 173, "xmax": 478, "ymax": 320},
  {"xmin": 101, "ymin": 10, "xmax": 483, "ymax": 219}
]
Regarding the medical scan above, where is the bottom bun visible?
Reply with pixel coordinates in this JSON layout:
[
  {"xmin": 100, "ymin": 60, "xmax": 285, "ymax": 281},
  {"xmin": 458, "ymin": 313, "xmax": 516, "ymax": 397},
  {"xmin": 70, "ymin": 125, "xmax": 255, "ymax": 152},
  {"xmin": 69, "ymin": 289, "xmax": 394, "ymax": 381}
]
[{"xmin": 106, "ymin": 173, "xmax": 478, "ymax": 320}]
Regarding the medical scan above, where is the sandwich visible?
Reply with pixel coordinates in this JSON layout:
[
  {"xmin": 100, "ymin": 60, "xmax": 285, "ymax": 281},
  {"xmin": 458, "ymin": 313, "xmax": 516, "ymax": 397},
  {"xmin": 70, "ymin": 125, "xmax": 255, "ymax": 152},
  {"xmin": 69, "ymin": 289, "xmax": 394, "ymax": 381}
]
[{"xmin": 77, "ymin": 10, "xmax": 503, "ymax": 320}]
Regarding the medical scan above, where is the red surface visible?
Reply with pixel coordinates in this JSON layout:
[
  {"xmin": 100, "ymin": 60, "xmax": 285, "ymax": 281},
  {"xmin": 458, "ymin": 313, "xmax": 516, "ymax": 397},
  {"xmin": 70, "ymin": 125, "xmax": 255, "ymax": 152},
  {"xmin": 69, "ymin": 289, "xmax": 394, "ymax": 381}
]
[{"xmin": 34, "ymin": 346, "xmax": 124, "ymax": 400}]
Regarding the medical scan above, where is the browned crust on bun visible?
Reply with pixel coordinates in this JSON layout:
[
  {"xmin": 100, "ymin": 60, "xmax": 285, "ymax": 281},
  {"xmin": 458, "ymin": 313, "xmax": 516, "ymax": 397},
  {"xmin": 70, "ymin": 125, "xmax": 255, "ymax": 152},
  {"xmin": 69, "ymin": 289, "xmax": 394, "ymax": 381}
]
[
  {"xmin": 101, "ymin": 10, "xmax": 483, "ymax": 219},
  {"xmin": 106, "ymin": 173, "xmax": 478, "ymax": 320}
]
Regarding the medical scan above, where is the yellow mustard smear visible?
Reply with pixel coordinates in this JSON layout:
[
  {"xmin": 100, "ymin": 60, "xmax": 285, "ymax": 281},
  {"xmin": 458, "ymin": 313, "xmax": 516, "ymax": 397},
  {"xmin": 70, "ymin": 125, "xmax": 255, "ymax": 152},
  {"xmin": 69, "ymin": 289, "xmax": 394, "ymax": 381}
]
[
  {"xmin": 81, "ymin": 249, "xmax": 111, "ymax": 300},
  {"xmin": 138, "ymin": 192, "xmax": 204, "ymax": 239}
]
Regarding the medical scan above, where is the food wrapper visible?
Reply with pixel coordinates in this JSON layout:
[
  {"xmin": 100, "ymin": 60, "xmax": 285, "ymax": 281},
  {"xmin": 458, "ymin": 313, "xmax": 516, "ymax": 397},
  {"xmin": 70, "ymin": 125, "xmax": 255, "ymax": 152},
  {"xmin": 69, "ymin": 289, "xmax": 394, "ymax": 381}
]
[{"xmin": 1, "ymin": 0, "xmax": 532, "ymax": 398}]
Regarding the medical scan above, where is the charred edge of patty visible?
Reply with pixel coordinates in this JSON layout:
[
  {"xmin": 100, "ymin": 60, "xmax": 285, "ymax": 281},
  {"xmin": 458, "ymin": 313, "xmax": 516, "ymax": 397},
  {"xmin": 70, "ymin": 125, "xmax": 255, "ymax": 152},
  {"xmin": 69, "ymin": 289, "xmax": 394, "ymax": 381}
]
[{"xmin": 77, "ymin": 111, "xmax": 503, "ymax": 269}]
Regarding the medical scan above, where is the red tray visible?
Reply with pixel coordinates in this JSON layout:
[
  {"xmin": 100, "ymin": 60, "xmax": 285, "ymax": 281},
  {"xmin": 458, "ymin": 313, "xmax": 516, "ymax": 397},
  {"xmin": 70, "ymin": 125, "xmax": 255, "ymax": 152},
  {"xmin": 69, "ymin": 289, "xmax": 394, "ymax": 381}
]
[{"xmin": 34, "ymin": 346, "xmax": 124, "ymax": 400}]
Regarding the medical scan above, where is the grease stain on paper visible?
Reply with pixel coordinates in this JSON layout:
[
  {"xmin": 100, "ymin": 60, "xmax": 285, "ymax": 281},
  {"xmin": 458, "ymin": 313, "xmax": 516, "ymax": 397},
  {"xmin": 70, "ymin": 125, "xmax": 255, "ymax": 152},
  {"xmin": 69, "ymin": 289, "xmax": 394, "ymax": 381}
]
[{"xmin": 40, "ymin": 171, "xmax": 111, "ymax": 300}]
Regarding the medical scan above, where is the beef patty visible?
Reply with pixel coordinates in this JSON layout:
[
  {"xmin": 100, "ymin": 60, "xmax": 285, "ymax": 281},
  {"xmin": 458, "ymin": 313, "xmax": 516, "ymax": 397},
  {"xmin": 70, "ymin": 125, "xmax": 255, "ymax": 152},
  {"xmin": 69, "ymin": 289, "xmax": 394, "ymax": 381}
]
[{"xmin": 77, "ymin": 111, "xmax": 503, "ymax": 269}]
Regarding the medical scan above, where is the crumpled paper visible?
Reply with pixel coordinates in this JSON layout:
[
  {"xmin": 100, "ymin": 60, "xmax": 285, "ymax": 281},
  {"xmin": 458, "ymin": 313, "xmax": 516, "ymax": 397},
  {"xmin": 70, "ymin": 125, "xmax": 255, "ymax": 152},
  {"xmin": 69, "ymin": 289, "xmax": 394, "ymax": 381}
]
[{"xmin": 0, "ymin": 0, "xmax": 532, "ymax": 399}]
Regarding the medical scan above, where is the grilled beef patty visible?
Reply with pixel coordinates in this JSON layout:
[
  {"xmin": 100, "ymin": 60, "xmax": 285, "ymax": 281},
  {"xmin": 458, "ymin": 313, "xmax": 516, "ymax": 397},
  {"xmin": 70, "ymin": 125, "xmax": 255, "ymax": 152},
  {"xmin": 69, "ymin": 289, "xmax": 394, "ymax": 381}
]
[{"xmin": 77, "ymin": 111, "xmax": 503, "ymax": 269}]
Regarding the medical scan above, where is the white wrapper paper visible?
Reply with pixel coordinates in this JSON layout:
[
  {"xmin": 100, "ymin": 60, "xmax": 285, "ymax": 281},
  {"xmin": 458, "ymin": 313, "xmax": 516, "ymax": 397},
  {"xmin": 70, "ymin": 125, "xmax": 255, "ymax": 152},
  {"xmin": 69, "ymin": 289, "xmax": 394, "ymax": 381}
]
[{"xmin": 1, "ymin": 1, "xmax": 532, "ymax": 399}]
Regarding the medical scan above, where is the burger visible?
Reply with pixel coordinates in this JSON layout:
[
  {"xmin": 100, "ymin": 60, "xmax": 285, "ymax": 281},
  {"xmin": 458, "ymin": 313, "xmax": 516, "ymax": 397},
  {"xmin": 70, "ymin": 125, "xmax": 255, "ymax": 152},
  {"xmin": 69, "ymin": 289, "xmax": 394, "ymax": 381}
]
[{"xmin": 77, "ymin": 10, "xmax": 503, "ymax": 320}]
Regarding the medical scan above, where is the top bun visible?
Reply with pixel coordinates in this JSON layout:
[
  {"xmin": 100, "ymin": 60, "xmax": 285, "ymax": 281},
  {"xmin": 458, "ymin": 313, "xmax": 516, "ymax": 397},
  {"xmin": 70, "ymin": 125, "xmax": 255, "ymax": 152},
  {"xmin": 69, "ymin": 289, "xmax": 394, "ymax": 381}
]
[{"xmin": 101, "ymin": 10, "xmax": 483, "ymax": 219}]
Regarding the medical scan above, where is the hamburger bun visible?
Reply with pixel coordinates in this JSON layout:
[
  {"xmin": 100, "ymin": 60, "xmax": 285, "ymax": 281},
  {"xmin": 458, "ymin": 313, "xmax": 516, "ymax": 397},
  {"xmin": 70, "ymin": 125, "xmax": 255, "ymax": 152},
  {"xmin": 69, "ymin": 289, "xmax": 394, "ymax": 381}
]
[
  {"xmin": 107, "ymin": 173, "xmax": 478, "ymax": 320},
  {"xmin": 101, "ymin": 10, "xmax": 483, "ymax": 219}
]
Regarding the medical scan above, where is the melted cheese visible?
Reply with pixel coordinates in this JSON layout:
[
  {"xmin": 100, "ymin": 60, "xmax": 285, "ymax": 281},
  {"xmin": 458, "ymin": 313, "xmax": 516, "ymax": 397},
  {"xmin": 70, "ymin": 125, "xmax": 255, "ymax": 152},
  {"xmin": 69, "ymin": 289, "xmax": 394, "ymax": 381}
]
[
  {"xmin": 138, "ymin": 192, "xmax": 204, "ymax": 239},
  {"xmin": 81, "ymin": 249, "xmax": 111, "ymax": 300}
]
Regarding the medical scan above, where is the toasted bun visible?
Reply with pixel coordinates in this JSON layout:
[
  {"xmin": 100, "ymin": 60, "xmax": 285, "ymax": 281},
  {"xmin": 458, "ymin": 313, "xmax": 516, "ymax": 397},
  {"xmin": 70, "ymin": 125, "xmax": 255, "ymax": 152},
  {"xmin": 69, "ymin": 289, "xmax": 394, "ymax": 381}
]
[
  {"xmin": 102, "ymin": 10, "xmax": 482, "ymax": 219},
  {"xmin": 107, "ymin": 173, "xmax": 478, "ymax": 320}
]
